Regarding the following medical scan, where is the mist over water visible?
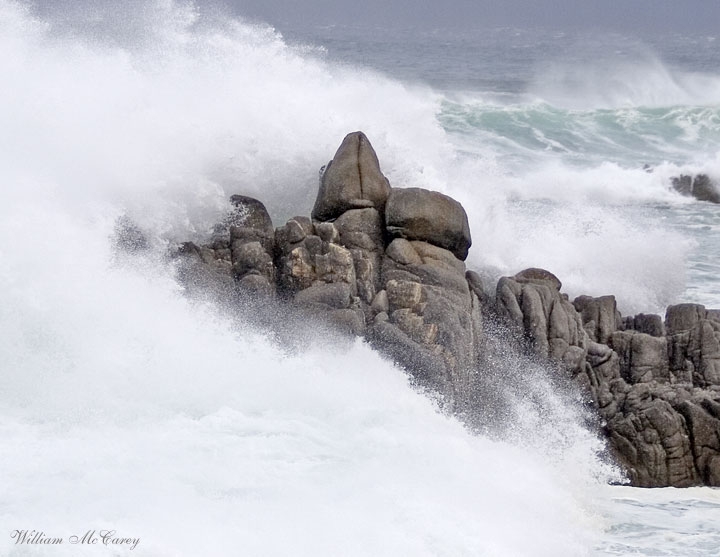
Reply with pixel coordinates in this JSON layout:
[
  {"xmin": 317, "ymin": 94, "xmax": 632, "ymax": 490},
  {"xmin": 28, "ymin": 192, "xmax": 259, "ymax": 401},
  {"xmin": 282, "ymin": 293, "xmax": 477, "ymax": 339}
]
[{"xmin": 2, "ymin": 1, "xmax": 720, "ymax": 555}]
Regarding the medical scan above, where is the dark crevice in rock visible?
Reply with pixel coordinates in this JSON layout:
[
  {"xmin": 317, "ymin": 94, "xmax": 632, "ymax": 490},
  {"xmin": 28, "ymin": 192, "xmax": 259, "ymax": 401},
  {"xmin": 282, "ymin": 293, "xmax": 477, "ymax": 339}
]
[{"xmin": 357, "ymin": 134, "xmax": 364, "ymax": 200}]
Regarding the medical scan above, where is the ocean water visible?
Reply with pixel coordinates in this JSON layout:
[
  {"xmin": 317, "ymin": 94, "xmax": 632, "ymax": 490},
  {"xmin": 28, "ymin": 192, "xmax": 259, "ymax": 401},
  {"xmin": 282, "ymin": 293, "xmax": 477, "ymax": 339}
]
[{"xmin": 1, "ymin": 1, "xmax": 719, "ymax": 555}]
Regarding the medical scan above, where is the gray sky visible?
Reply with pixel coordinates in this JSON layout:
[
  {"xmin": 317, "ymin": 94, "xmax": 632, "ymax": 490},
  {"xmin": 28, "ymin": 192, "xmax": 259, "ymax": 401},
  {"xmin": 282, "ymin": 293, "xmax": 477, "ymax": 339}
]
[
  {"xmin": 29, "ymin": 0, "xmax": 720, "ymax": 38},
  {"xmin": 226, "ymin": 0, "xmax": 720, "ymax": 33}
]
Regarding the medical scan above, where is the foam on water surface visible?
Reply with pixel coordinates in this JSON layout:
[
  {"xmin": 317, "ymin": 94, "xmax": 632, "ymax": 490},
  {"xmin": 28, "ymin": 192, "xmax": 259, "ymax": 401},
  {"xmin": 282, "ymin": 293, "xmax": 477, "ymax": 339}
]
[{"xmin": 594, "ymin": 486, "xmax": 720, "ymax": 556}]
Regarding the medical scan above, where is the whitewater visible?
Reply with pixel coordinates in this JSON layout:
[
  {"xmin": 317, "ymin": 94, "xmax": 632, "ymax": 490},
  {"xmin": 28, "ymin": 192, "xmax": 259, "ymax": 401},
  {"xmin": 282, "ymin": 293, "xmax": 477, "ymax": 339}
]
[{"xmin": 2, "ymin": 1, "xmax": 720, "ymax": 555}]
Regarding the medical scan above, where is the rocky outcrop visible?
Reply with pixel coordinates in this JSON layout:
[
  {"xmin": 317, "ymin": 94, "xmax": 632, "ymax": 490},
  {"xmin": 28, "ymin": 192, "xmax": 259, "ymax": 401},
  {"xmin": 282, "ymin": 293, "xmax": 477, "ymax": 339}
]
[
  {"xmin": 175, "ymin": 131, "xmax": 481, "ymax": 406},
  {"xmin": 171, "ymin": 131, "xmax": 720, "ymax": 487},
  {"xmin": 496, "ymin": 269, "xmax": 587, "ymax": 373},
  {"xmin": 497, "ymin": 271, "xmax": 720, "ymax": 487},
  {"xmin": 671, "ymin": 174, "xmax": 720, "ymax": 204},
  {"xmin": 666, "ymin": 304, "xmax": 720, "ymax": 387},
  {"xmin": 175, "ymin": 194, "xmax": 277, "ymax": 300}
]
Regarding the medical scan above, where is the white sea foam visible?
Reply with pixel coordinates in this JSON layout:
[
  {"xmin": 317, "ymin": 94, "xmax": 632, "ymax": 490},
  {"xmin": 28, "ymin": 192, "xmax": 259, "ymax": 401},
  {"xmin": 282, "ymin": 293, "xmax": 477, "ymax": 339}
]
[
  {"xmin": 0, "ymin": 0, "xmax": 448, "ymax": 234},
  {"xmin": 1, "ymin": 2, "xmax": 719, "ymax": 554},
  {"xmin": 0, "ymin": 201, "xmax": 605, "ymax": 555}
]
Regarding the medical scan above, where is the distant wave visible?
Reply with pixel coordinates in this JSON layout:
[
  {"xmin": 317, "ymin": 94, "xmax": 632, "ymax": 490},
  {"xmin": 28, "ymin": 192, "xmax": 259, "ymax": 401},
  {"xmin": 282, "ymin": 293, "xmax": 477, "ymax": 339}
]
[{"xmin": 439, "ymin": 99, "xmax": 720, "ymax": 168}]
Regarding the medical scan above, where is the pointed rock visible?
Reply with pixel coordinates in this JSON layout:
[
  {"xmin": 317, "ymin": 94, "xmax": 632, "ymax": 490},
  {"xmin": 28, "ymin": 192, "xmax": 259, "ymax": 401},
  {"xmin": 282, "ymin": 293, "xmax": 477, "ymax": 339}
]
[{"xmin": 312, "ymin": 132, "xmax": 391, "ymax": 221}]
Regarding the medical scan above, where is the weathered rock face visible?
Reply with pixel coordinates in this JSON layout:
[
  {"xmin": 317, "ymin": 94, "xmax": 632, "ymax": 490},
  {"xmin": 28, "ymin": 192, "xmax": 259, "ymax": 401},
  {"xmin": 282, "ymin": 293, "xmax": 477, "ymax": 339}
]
[
  {"xmin": 229, "ymin": 195, "xmax": 275, "ymax": 239},
  {"xmin": 370, "ymin": 238, "xmax": 482, "ymax": 401},
  {"xmin": 496, "ymin": 269, "xmax": 586, "ymax": 373},
  {"xmin": 385, "ymin": 187, "xmax": 472, "ymax": 261},
  {"xmin": 624, "ymin": 313, "xmax": 665, "ymax": 337},
  {"xmin": 496, "ymin": 276, "xmax": 720, "ymax": 487},
  {"xmin": 606, "ymin": 385, "xmax": 699, "ymax": 487},
  {"xmin": 573, "ymin": 295, "xmax": 621, "ymax": 345},
  {"xmin": 334, "ymin": 208, "xmax": 384, "ymax": 305},
  {"xmin": 610, "ymin": 331, "xmax": 669, "ymax": 384},
  {"xmin": 312, "ymin": 131, "xmax": 391, "ymax": 221},
  {"xmin": 172, "ymin": 131, "xmax": 720, "ymax": 488},
  {"xmin": 272, "ymin": 215, "xmax": 367, "ymax": 335},
  {"xmin": 666, "ymin": 304, "xmax": 720, "ymax": 387},
  {"xmin": 227, "ymin": 195, "xmax": 277, "ymax": 295}
]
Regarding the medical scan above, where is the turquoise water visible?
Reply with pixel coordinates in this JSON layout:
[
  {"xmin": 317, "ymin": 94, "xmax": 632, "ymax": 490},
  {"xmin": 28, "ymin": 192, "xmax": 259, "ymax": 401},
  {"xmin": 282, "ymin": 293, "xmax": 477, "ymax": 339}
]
[{"xmin": 439, "ymin": 101, "xmax": 720, "ymax": 168}]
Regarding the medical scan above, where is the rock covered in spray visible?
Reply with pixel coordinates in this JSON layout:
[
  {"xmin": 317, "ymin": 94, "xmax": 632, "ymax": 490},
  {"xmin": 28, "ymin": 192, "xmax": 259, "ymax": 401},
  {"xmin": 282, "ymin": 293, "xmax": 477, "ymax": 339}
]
[
  {"xmin": 671, "ymin": 174, "xmax": 720, "ymax": 204},
  {"xmin": 496, "ymin": 270, "xmax": 720, "ymax": 487},
  {"xmin": 171, "ymin": 131, "xmax": 720, "ymax": 488}
]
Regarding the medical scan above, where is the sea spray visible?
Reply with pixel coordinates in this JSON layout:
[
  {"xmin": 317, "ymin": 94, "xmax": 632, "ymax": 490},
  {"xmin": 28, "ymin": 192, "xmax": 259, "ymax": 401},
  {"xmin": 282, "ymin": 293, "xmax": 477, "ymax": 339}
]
[{"xmin": 0, "ymin": 197, "xmax": 611, "ymax": 555}]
